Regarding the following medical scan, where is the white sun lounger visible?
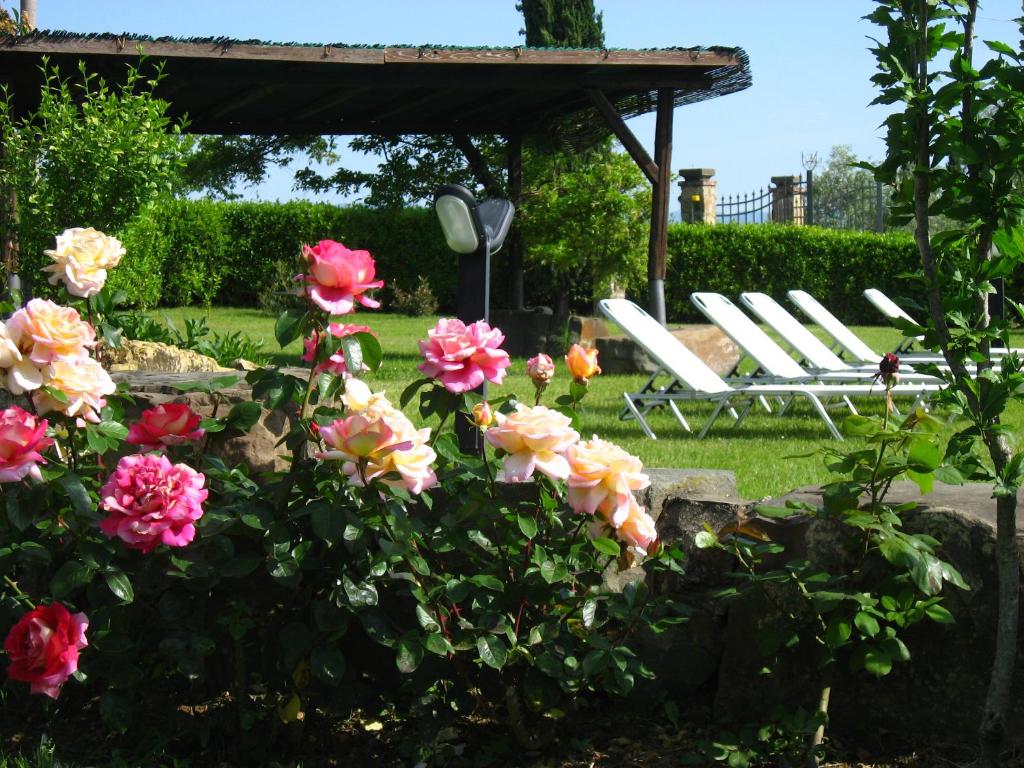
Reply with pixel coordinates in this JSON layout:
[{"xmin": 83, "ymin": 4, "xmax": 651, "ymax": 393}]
[
  {"xmin": 787, "ymin": 290, "xmax": 964, "ymax": 365},
  {"xmin": 862, "ymin": 288, "xmax": 926, "ymax": 352},
  {"xmin": 597, "ymin": 298, "xmax": 938, "ymax": 440},
  {"xmin": 689, "ymin": 292, "xmax": 939, "ymax": 385},
  {"xmin": 737, "ymin": 292, "xmax": 941, "ymax": 384}
]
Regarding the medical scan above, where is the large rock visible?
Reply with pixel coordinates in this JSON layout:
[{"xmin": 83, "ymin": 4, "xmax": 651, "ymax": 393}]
[
  {"xmin": 596, "ymin": 324, "xmax": 740, "ymax": 376},
  {"xmin": 709, "ymin": 482, "xmax": 1024, "ymax": 739},
  {"xmin": 107, "ymin": 340, "xmax": 232, "ymax": 373},
  {"xmin": 111, "ymin": 370, "xmax": 300, "ymax": 473}
]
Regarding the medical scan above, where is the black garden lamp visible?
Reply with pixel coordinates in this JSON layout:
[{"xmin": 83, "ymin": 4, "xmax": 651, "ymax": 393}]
[{"xmin": 433, "ymin": 184, "xmax": 515, "ymax": 453}]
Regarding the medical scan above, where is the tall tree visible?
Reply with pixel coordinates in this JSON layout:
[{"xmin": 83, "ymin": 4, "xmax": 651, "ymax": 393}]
[{"xmin": 517, "ymin": 0, "xmax": 604, "ymax": 47}]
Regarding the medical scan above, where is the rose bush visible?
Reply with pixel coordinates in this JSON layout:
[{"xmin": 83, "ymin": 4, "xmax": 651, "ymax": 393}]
[{"xmin": 0, "ymin": 232, "xmax": 686, "ymax": 763}]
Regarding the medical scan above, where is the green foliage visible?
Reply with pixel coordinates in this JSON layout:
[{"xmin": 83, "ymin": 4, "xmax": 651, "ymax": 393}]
[
  {"xmin": 862, "ymin": 4, "xmax": 1024, "ymax": 755},
  {"xmin": 0, "ymin": 58, "xmax": 190, "ymax": 288},
  {"xmin": 115, "ymin": 199, "xmax": 457, "ymax": 310},
  {"xmin": 519, "ymin": 144, "xmax": 650, "ymax": 304},
  {"xmin": 517, "ymin": 0, "xmax": 605, "ymax": 47},
  {"xmin": 390, "ymin": 275, "xmax": 439, "ymax": 317},
  {"xmin": 665, "ymin": 223, "xmax": 919, "ymax": 323},
  {"xmin": 700, "ymin": 407, "xmax": 966, "ymax": 762}
]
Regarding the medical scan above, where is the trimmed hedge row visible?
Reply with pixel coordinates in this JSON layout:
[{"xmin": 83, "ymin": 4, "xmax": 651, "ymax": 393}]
[
  {"xmin": 664, "ymin": 224, "xmax": 920, "ymax": 324},
  {"xmin": 112, "ymin": 199, "xmax": 456, "ymax": 309},
  {"xmin": 112, "ymin": 199, "xmax": 923, "ymax": 325}
]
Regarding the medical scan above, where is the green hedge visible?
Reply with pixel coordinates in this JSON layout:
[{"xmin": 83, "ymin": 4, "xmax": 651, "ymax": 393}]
[
  {"xmin": 112, "ymin": 200, "xmax": 924, "ymax": 325},
  {"xmin": 663, "ymin": 224, "xmax": 920, "ymax": 324},
  {"xmin": 113, "ymin": 199, "xmax": 456, "ymax": 309}
]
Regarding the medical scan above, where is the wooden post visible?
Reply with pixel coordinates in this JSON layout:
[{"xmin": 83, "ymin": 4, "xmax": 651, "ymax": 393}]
[
  {"xmin": 506, "ymin": 133, "xmax": 524, "ymax": 310},
  {"xmin": 647, "ymin": 89, "xmax": 674, "ymax": 325}
]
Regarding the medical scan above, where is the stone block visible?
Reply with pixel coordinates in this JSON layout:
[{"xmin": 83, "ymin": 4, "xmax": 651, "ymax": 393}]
[
  {"xmin": 107, "ymin": 340, "xmax": 232, "ymax": 373},
  {"xmin": 596, "ymin": 325, "xmax": 739, "ymax": 376}
]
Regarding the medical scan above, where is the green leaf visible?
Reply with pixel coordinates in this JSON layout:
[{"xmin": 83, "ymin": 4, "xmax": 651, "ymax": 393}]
[
  {"xmin": 97, "ymin": 420, "xmax": 129, "ymax": 441},
  {"xmin": 311, "ymin": 645, "xmax": 346, "ymax": 685},
  {"xmin": 396, "ymin": 632, "xmax": 424, "ymax": 673},
  {"xmin": 470, "ymin": 574, "xmax": 504, "ymax": 592},
  {"xmin": 351, "ymin": 332, "xmax": 383, "ymax": 372},
  {"xmin": 58, "ymin": 473, "xmax": 95, "ymax": 519},
  {"xmin": 399, "ymin": 377, "xmax": 433, "ymax": 409},
  {"xmin": 4, "ymin": 486, "xmax": 32, "ymax": 531},
  {"xmin": 854, "ymin": 612, "xmax": 880, "ymax": 638},
  {"xmin": 517, "ymin": 513, "xmax": 538, "ymax": 539},
  {"xmin": 275, "ymin": 308, "xmax": 307, "ymax": 348},
  {"xmin": 311, "ymin": 506, "xmax": 345, "ymax": 545},
  {"xmin": 908, "ymin": 439, "xmax": 941, "ymax": 472},
  {"xmin": 476, "ymin": 635, "xmax": 508, "ymax": 670},
  {"xmin": 220, "ymin": 554, "xmax": 263, "ymax": 578},
  {"xmin": 843, "ymin": 415, "xmax": 877, "ymax": 436},
  {"xmin": 424, "ymin": 632, "xmax": 453, "ymax": 656},
  {"xmin": 103, "ymin": 567, "xmax": 134, "ymax": 604},
  {"xmin": 540, "ymin": 560, "xmax": 569, "ymax": 584},
  {"xmin": 415, "ymin": 605, "xmax": 440, "ymax": 633},
  {"xmin": 343, "ymin": 574, "xmax": 378, "ymax": 607},
  {"xmin": 51, "ymin": 560, "xmax": 94, "ymax": 598},
  {"xmin": 925, "ymin": 603, "xmax": 955, "ymax": 624},
  {"xmin": 862, "ymin": 646, "xmax": 893, "ymax": 677},
  {"xmin": 226, "ymin": 401, "xmax": 262, "ymax": 432},
  {"xmin": 590, "ymin": 537, "xmax": 621, "ymax": 557}
]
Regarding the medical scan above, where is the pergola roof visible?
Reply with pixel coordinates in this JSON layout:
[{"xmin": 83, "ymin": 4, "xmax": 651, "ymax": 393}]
[{"xmin": 0, "ymin": 31, "xmax": 751, "ymax": 147}]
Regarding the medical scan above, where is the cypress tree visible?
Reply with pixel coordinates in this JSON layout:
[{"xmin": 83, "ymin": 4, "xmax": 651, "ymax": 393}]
[{"xmin": 517, "ymin": 0, "xmax": 604, "ymax": 48}]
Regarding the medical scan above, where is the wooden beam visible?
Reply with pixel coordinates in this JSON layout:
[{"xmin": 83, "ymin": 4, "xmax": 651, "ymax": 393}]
[
  {"xmin": 647, "ymin": 89, "xmax": 675, "ymax": 325},
  {"xmin": 384, "ymin": 46, "xmax": 740, "ymax": 68},
  {"xmin": 0, "ymin": 35, "xmax": 386, "ymax": 64},
  {"xmin": 372, "ymin": 88, "xmax": 451, "ymax": 122},
  {"xmin": 207, "ymin": 83, "xmax": 280, "ymax": 120},
  {"xmin": 586, "ymin": 89, "xmax": 658, "ymax": 185},
  {"xmin": 290, "ymin": 87, "xmax": 367, "ymax": 122}
]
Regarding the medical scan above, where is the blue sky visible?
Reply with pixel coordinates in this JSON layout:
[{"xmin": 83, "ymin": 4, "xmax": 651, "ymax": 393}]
[{"xmin": 8, "ymin": 0, "xmax": 1021, "ymax": 204}]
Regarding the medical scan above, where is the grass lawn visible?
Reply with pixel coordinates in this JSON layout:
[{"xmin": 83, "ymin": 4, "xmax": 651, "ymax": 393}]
[{"xmin": 146, "ymin": 306, "xmax": 1024, "ymax": 499}]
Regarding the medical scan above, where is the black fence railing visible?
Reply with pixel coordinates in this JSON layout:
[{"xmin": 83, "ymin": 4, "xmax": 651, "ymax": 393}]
[
  {"xmin": 716, "ymin": 185, "xmax": 774, "ymax": 224},
  {"xmin": 715, "ymin": 170, "xmax": 889, "ymax": 232}
]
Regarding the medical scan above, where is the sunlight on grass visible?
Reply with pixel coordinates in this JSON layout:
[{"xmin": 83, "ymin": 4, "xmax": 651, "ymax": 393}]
[{"xmin": 145, "ymin": 307, "xmax": 1024, "ymax": 499}]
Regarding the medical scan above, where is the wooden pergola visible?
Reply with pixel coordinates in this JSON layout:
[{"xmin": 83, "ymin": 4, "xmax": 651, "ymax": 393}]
[{"xmin": 0, "ymin": 32, "xmax": 751, "ymax": 322}]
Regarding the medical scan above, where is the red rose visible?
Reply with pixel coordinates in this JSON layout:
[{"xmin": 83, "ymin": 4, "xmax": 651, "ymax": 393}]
[
  {"xmin": 4, "ymin": 602, "xmax": 88, "ymax": 699},
  {"xmin": 126, "ymin": 403, "xmax": 205, "ymax": 451}
]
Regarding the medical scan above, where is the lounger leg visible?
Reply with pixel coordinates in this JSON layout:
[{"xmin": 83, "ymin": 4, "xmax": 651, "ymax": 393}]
[
  {"xmin": 777, "ymin": 394, "xmax": 796, "ymax": 416},
  {"xmin": 802, "ymin": 393, "xmax": 843, "ymax": 440},
  {"xmin": 623, "ymin": 393, "xmax": 657, "ymax": 440},
  {"xmin": 757, "ymin": 395, "xmax": 773, "ymax": 413},
  {"xmin": 667, "ymin": 400, "xmax": 691, "ymax": 432},
  {"xmin": 842, "ymin": 396, "xmax": 857, "ymax": 414},
  {"xmin": 734, "ymin": 398, "xmax": 756, "ymax": 428},
  {"xmin": 699, "ymin": 399, "xmax": 731, "ymax": 439}
]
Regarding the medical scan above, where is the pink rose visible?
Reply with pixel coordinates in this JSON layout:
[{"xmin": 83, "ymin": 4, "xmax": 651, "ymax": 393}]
[
  {"xmin": 0, "ymin": 406, "xmax": 52, "ymax": 483},
  {"xmin": 318, "ymin": 380, "xmax": 437, "ymax": 494},
  {"xmin": 526, "ymin": 353, "xmax": 555, "ymax": 385},
  {"xmin": 4, "ymin": 602, "xmax": 88, "ymax": 699},
  {"xmin": 8, "ymin": 299, "xmax": 96, "ymax": 366},
  {"xmin": 567, "ymin": 437, "xmax": 650, "ymax": 525},
  {"xmin": 301, "ymin": 240, "xmax": 383, "ymax": 315},
  {"xmin": 484, "ymin": 404, "xmax": 579, "ymax": 482},
  {"xmin": 608, "ymin": 496, "xmax": 659, "ymax": 557},
  {"xmin": 126, "ymin": 403, "xmax": 205, "ymax": 451},
  {"xmin": 418, "ymin": 318, "xmax": 512, "ymax": 394},
  {"xmin": 302, "ymin": 323, "xmax": 374, "ymax": 377},
  {"xmin": 98, "ymin": 453, "xmax": 208, "ymax": 553}
]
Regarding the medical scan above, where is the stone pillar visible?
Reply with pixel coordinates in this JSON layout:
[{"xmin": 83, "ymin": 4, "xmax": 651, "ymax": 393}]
[
  {"xmin": 770, "ymin": 175, "xmax": 805, "ymax": 225},
  {"xmin": 678, "ymin": 168, "xmax": 716, "ymax": 225}
]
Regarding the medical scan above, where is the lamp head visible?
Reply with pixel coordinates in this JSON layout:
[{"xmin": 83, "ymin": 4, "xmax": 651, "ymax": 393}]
[{"xmin": 434, "ymin": 185, "xmax": 484, "ymax": 255}]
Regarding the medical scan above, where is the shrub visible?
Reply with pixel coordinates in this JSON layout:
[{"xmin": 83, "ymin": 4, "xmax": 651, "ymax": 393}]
[
  {"xmin": 117, "ymin": 199, "xmax": 458, "ymax": 310},
  {"xmin": 390, "ymin": 274, "xmax": 439, "ymax": 316},
  {"xmin": 662, "ymin": 223, "xmax": 920, "ymax": 324},
  {"xmin": 0, "ymin": 59, "xmax": 189, "ymax": 295}
]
